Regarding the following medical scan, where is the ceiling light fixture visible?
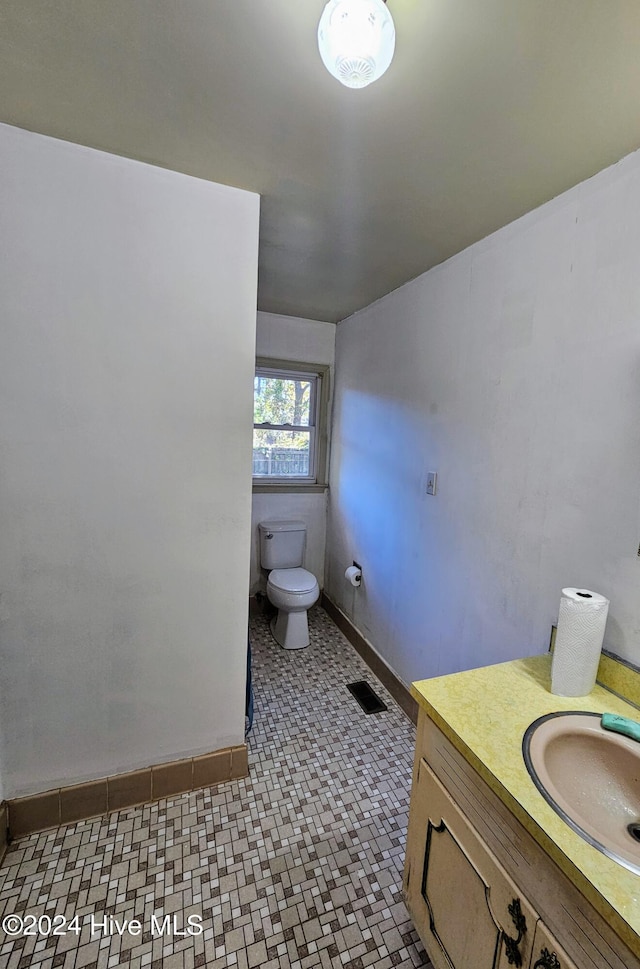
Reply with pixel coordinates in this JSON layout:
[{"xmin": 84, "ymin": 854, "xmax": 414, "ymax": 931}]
[{"xmin": 317, "ymin": 0, "xmax": 395, "ymax": 89}]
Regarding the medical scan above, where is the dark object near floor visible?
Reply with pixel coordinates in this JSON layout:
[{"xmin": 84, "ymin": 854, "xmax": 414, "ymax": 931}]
[
  {"xmin": 347, "ymin": 680, "xmax": 388, "ymax": 714},
  {"xmin": 246, "ymin": 635, "xmax": 254, "ymax": 734}
]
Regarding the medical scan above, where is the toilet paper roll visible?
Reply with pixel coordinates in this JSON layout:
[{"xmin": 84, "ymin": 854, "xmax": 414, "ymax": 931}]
[
  {"xmin": 345, "ymin": 565, "xmax": 362, "ymax": 587},
  {"xmin": 550, "ymin": 588, "xmax": 610, "ymax": 697}
]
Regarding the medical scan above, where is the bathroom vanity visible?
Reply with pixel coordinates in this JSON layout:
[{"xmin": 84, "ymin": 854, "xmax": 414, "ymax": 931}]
[{"xmin": 403, "ymin": 655, "xmax": 640, "ymax": 969}]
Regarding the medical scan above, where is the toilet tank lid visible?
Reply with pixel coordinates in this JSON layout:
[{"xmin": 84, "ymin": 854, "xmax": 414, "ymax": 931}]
[{"xmin": 259, "ymin": 520, "xmax": 306, "ymax": 533}]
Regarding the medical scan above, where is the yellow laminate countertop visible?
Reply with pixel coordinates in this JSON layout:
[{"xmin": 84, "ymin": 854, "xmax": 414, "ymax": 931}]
[{"xmin": 411, "ymin": 654, "xmax": 640, "ymax": 958}]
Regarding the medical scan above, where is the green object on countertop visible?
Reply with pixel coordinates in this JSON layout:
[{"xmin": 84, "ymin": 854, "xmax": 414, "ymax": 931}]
[{"xmin": 601, "ymin": 713, "xmax": 640, "ymax": 742}]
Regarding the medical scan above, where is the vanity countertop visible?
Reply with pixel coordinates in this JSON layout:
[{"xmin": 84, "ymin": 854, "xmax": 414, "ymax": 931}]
[{"xmin": 411, "ymin": 653, "xmax": 640, "ymax": 958}]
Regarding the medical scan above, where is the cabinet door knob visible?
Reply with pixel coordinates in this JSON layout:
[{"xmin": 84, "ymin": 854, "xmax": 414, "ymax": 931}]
[
  {"xmin": 502, "ymin": 898, "xmax": 528, "ymax": 966},
  {"xmin": 533, "ymin": 949, "xmax": 561, "ymax": 969}
]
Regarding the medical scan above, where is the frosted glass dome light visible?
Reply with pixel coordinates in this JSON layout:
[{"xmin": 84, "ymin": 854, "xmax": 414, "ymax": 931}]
[{"xmin": 317, "ymin": 0, "xmax": 396, "ymax": 89}]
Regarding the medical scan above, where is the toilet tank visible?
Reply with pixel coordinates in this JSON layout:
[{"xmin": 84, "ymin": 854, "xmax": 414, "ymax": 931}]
[{"xmin": 259, "ymin": 520, "xmax": 306, "ymax": 570}]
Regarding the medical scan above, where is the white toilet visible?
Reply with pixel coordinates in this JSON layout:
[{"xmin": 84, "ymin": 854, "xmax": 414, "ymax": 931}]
[{"xmin": 259, "ymin": 520, "xmax": 319, "ymax": 649}]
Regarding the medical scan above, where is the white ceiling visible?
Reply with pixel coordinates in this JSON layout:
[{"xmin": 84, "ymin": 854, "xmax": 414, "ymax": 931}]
[{"xmin": 2, "ymin": 1, "xmax": 640, "ymax": 323}]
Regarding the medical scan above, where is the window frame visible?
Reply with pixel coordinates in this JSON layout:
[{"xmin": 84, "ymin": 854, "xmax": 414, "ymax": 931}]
[{"xmin": 252, "ymin": 358, "xmax": 330, "ymax": 492}]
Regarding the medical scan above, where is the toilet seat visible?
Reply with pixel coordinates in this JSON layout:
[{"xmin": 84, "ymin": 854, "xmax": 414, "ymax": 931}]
[{"xmin": 268, "ymin": 567, "xmax": 318, "ymax": 595}]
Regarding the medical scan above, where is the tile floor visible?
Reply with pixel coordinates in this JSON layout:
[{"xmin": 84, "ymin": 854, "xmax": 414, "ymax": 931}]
[{"xmin": 0, "ymin": 606, "xmax": 431, "ymax": 969}]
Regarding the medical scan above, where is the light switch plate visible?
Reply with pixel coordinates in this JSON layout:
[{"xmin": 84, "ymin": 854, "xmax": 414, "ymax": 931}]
[{"xmin": 426, "ymin": 472, "xmax": 437, "ymax": 496}]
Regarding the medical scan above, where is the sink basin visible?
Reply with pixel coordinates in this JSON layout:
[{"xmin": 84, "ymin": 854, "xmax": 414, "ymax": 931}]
[{"xmin": 523, "ymin": 711, "xmax": 640, "ymax": 874}]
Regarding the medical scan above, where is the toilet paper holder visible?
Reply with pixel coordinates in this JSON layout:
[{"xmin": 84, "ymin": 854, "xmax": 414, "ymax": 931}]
[{"xmin": 345, "ymin": 561, "xmax": 363, "ymax": 587}]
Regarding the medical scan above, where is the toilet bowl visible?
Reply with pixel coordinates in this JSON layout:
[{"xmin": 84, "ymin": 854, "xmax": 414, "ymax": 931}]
[{"xmin": 267, "ymin": 567, "xmax": 320, "ymax": 650}]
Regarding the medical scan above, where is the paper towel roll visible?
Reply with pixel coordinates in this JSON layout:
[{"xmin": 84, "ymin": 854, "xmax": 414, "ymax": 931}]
[
  {"xmin": 345, "ymin": 565, "xmax": 362, "ymax": 587},
  {"xmin": 550, "ymin": 588, "xmax": 609, "ymax": 697}
]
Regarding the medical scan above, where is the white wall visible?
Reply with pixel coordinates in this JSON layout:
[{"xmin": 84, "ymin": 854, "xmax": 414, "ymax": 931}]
[
  {"xmin": 327, "ymin": 150, "xmax": 640, "ymax": 687},
  {"xmin": 0, "ymin": 124, "xmax": 259, "ymax": 798},
  {"xmin": 250, "ymin": 312, "xmax": 335, "ymax": 593},
  {"xmin": 256, "ymin": 312, "xmax": 335, "ymax": 365}
]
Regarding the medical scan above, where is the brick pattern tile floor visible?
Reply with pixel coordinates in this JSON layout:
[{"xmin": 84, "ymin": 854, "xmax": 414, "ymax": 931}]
[{"xmin": 0, "ymin": 606, "xmax": 431, "ymax": 969}]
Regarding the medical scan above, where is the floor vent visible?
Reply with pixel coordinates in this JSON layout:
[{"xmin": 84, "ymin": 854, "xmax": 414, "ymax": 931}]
[{"xmin": 347, "ymin": 680, "xmax": 388, "ymax": 714}]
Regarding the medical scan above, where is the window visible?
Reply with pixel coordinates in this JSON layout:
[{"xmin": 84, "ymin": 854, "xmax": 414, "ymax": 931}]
[{"xmin": 253, "ymin": 362, "xmax": 328, "ymax": 486}]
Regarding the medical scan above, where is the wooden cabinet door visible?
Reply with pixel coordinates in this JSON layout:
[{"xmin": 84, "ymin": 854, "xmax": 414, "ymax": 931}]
[
  {"xmin": 404, "ymin": 758, "xmax": 537, "ymax": 969},
  {"xmin": 529, "ymin": 921, "xmax": 580, "ymax": 969}
]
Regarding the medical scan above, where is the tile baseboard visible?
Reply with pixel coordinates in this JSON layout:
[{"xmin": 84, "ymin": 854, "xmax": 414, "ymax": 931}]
[
  {"xmin": 321, "ymin": 593, "xmax": 418, "ymax": 725},
  {"xmin": 7, "ymin": 743, "xmax": 248, "ymax": 842}
]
